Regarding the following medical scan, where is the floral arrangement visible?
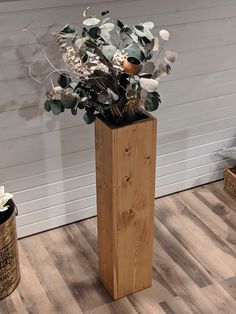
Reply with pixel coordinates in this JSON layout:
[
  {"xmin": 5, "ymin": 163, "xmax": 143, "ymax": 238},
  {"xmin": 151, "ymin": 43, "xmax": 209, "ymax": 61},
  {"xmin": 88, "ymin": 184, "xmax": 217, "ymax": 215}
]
[
  {"xmin": 41, "ymin": 9, "xmax": 177, "ymax": 125},
  {"xmin": 0, "ymin": 186, "xmax": 13, "ymax": 213}
]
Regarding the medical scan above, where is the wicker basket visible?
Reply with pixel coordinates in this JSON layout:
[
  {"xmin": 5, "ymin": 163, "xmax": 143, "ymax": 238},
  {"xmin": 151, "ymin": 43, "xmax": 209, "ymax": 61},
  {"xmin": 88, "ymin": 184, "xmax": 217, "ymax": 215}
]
[
  {"xmin": 224, "ymin": 167, "xmax": 236, "ymax": 201},
  {"xmin": 0, "ymin": 199, "xmax": 20, "ymax": 300}
]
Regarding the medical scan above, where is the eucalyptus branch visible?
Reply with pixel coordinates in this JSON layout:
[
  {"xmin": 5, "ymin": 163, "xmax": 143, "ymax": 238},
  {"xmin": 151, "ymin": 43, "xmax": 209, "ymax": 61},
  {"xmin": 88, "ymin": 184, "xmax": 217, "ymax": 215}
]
[{"xmin": 22, "ymin": 24, "xmax": 76, "ymax": 82}]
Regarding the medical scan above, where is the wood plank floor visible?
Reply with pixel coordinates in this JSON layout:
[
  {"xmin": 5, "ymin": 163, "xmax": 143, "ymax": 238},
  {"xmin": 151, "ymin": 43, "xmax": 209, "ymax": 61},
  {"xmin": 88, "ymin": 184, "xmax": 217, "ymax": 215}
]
[{"xmin": 0, "ymin": 180, "xmax": 236, "ymax": 314}]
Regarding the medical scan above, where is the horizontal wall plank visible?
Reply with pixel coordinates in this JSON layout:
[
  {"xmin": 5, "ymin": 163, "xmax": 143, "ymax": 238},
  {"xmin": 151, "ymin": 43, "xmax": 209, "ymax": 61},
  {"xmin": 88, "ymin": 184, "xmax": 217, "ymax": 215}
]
[
  {"xmin": 1, "ymin": 100, "xmax": 235, "ymax": 143},
  {"xmin": 1, "ymin": 38, "xmax": 236, "ymax": 82},
  {"xmin": 158, "ymin": 137, "xmax": 236, "ymax": 166},
  {"xmin": 9, "ymin": 146, "xmax": 232, "ymax": 207},
  {"xmin": 19, "ymin": 184, "xmax": 96, "ymax": 215},
  {"xmin": 156, "ymin": 171, "xmax": 223, "ymax": 197},
  {"xmin": 16, "ymin": 159, "xmax": 229, "ymax": 227},
  {"xmin": 0, "ymin": 116, "xmax": 235, "ymax": 169},
  {"xmin": 156, "ymin": 159, "xmax": 230, "ymax": 188},
  {"xmin": 13, "ymin": 172, "xmax": 95, "ymax": 203},
  {"xmin": 16, "ymin": 169, "xmax": 224, "ymax": 238},
  {"xmin": 17, "ymin": 195, "xmax": 96, "ymax": 227},
  {"xmin": 2, "ymin": 0, "xmax": 235, "ymax": 14},
  {"xmin": 5, "ymin": 161, "xmax": 96, "ymax": 193},
  {"xmin": 1, "ymin": 66, "xmax": 236, "ymax": 114},
  {"xmin": 2, "ymin": 133, "xmax": 235, "ymax": 196},
  {"xmin": 13, "ymin": 153, "xmax": 230, "ymax": 216},
  {"xmin": 2, "ymin": 2, "xmax": 236, "ymax": 34},
  {"xmin": 158, "ymin": 153, "xmax": 230, "ymax": 177},
  {"xmin": 1, "ymin": 14, "xmax": 236, "ymax": 52},
  {"xmin": 16, "ymin": 205, "xmax": 97, "ymax": 238}
]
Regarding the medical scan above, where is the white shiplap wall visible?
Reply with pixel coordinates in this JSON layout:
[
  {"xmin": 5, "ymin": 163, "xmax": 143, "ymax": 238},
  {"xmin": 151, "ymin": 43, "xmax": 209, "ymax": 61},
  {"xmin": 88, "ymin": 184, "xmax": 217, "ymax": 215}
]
[{"xmin": 0, "ymin": 0, "xmax": 235, "ymax": 238}]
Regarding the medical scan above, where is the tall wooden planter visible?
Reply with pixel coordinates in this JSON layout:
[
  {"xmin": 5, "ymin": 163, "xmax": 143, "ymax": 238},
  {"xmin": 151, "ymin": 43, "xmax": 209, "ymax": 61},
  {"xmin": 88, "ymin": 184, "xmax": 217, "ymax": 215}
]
[{"xmin": 95, "ymin": 112, "xmax": 157, "ymax": 299}]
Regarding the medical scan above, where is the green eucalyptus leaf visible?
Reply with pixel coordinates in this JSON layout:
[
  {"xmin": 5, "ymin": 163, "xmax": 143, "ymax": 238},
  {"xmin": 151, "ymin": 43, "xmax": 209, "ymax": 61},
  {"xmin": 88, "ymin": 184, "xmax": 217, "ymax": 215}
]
[
  {"xmin": 100, "ymin": 22, "xmax": 114, "ymax": 32},
  {"xmin": 130, "ymin": 32, "xmax": 139, "ymax": 43},
  {"xmin": 61, "ymin": 93, "xmax": 76, "ymax": 109},
  {"xmin": 102, "ymin": 45, "xmax": 116, "ymax": 60},
  {"xmin": 143, "ymin": 21, "xmax": 155, "ymax": 29},
  {"xmin": 135, "ymin": 25, "xmax": 144, "ymax": 31},
  {"xmin": 134, "ymin": 26, "xmax": 154, "ymax": 40},
  {"xmin": 134, "ymin": 26, "xmax": 146, "ymax": 37},
  {"xmin": 144, "ymin": 91, "xmax": 161, "ymax": 111},
  {"xmin": 83, "ymin": 111, "xmax": 96, "ymax": 124},
  {"xmin": 84, "ymin": 40, "xmax": 96, "ymax": 48},
  {"xmin": 101, "ymin": 10, "xmax": 109, "ymax": 16},
  {"xmin": 44, "ymin": 100, "xmax": 52, "ymax": 112},
  {"xmin": 125, "ymin": 43, "xmax": 142, "ymax": 59},
  {"xmin": 61, "ymin": 104, "xmax": 65, "ymax": 113},
  {"xmin": 75, "ymin": 37, "xmax": 88, "ymax": 48},
  {"xmin": 107, "ymin": 88, "xmax": 119, "ymax": 101},
  {"xmin": 95, "ymin": 104, "xmax": 105, "ymax": 112},
  {"xmin": 141, "ymin": 36, "xmax": 151, "ymax": 44},
  {"xmin": 60, "ymin": 24, "xmax": 76, "ymax": 34},
  {"xmin": 77, "ymin": 101, "xmax": 85, "ymax": 109},
  {"xmin": 117, "ymin": 20, "xmax": 124, "ymax": 29},
  {"xmin": 100, "ymin": 28, "xmax": 111, "ymax": 43},
  {"xmin": 129, "ymin": 76, "xmax": 140, "ymax": 84},
  {"xmin": 98, "ymin": 94, "xmax": 112, "ymax": 104},
  {"xmin": 86, "ymin": 50, "xmax": 96, "ymax": 57},
  {"xmin": 144, "ymin": 28, "xmax": 154, "ymax": 40},
  {"xmin": 101, "ymin": 17, "xmax": 110, "ymax": 24},
  {"xmin": 70, "ymin": 82, "xmax": 78, "ymax": 90},
  {"xmin": 51, "ymin": 100, "xmax": 63, "ymax": 115},
  {"xmin": 120, "ymin": 33, "xmax": 133, "ymax": 47},
  {"xmin": 145, "ymin": 38, "xmax": 155, "ymax": 52},
  {"xmin": 88, "ymin": 27, "xmax": 101, "ymax": 39},
  {"xmin": 71, "ymin": 106, "xmax": 77, "ymax": 115},
  {"xmin": 58, "ymin": 73, "xmax": 71, "ymax": 88},
  {"xmin": 83, "ymin": 17, "xmax": 100, "ymax": 27}
]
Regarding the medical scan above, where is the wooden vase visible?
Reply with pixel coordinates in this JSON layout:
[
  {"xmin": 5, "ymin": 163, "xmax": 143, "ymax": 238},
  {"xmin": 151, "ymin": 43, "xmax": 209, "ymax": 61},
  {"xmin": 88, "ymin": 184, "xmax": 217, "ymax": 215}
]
[{"xmin": 95, "ymin": 112, "xmax": 157, "ymax": 299}]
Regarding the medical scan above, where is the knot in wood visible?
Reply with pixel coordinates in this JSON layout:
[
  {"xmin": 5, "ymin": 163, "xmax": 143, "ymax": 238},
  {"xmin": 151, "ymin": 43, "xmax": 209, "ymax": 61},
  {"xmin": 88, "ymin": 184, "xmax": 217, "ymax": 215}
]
[{"xmin": 123, "ymin": 176, "xmax": 130, "ymax": 183}]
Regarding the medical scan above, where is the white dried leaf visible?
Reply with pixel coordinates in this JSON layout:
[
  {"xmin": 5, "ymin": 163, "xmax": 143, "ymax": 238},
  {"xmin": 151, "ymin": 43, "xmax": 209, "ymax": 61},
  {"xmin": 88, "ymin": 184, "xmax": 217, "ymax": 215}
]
[
  {"xmin": 140, "ymin": 78, "xmax": 159, "ymax": 92},
  {"xmin": 164, "ymin": 50, "xmax": 178, "ymax": 63},
  {"xmin": 159, "ymin": 29, "xmax": 170, "ymax": 41},
  {"xmin": 152, "ymin": 37, "xmax": 159, "ymax": 52},
  {"xmin": 83, "ymin": 18, "xmax": 100, "ymax": 27},
  {"xmin": 0, "ymin": 186, "xmax": 13, "ymax": 212},
  {"xmin": 0, "ymin": 186, "xmax": 4, "ymax": 196},
  {"xmin": 53, "ymin": 86, "xmax": 63, "ymax": 93},
  {"xmin": 83, "ymin": 7, "xmax": 90, "ymax": 17}
]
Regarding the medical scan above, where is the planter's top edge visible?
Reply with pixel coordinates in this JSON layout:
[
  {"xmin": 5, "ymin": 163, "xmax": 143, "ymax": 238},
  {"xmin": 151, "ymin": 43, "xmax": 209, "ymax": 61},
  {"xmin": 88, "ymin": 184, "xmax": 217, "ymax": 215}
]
[{"xmin": 96, "ymin": 110, "xmax": 156, "ymax": 130}]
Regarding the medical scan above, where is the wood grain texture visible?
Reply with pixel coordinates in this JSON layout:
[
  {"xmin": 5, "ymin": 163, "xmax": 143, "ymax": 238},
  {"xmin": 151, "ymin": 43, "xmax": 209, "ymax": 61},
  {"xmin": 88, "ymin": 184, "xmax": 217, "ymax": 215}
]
[
  {"xmin": 95, "ymin": 115, "xmax": 157, "ymax": 299},
  {"xmin": 0, "ymin": 180, "xmax": 236, "ymax": 313}
]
